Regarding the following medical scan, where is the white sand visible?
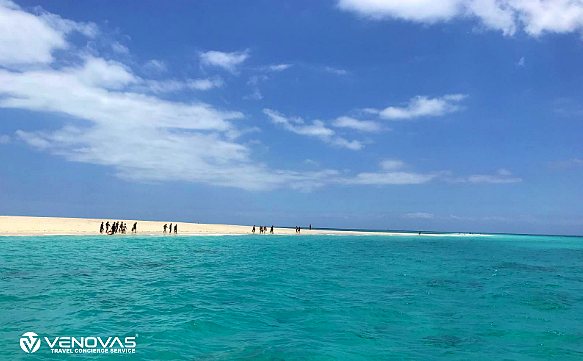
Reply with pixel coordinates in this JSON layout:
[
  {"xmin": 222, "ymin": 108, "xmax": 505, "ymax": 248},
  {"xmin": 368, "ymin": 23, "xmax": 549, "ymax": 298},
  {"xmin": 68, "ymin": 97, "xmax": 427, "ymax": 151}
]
[{"xmin": 0, "ymin": 216, "xmax": 415, "ymax": 237}]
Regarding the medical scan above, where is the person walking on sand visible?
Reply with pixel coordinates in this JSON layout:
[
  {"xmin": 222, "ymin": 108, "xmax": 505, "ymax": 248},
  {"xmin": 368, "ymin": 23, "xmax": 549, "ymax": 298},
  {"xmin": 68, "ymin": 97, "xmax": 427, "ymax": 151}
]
[
  {"xmin": 252, "ymin": 225, "xmax": 256, "ymax": 234},
  {"xmin": 270, "ymin": 225, "xmax": 274, "ymax": 234},
  {"xmin": 106, "ymin": 221, "xmax": 110, "ymax": 233},
  {"xmin": 132, "ymin": 222, "xmax": 137, "ymax": 233},
  {"xmin": 309, "ymin": 224, "xmax": 312, "ymax": 230},
  {"xmin": 100, "ymin": 222, "xmax": 104, "ymax": 234},
  {"xmin": 163, "ymin": 224, "xmax": 167, "ymax": 233},
  {"xmin": 169, "ymin": 223, "xmax": 173, "ymax": 234},
  {"xmin": 174, "ymin": 224, "xmax": 177, "ymax": 234}
]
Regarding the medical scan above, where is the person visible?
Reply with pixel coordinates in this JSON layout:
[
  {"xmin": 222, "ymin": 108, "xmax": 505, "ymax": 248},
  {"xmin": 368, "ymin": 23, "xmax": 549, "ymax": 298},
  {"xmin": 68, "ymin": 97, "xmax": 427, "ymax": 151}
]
[
  {"xmin": 106, "ymin": 221, "xmax": 110, "ymax": 233},
  {"xmin": 260, "ymin": 226, "xmax": 263, "ymax": 234},
  {"xmin": 309, "ymin": 224, "xmax": 312, "ymax": 230},
  {"xmin": 163, "ymin": 224, "xmax": 167, "ymax": 233},
  {"xmin": 169, "ymin": 223, "xmax": 173, "ymax": 234},
  {"xmin": 252, "ymin": 225, "xmax": 256, "ymax": 234},
  {"xmin": 298, "ymin": 226, "xmax": 301, "ymax": 234},
  {"xmin": 270, "ymin": 225, "xmax": 274, "ymax": 234},
  {"xmin": 174, "ymin": 224, "xmax": 177, "ymax": 234},
  {"xmin": 132, "ymin": 222, "xmax": 137, "ymax": 233},
  {"xmin": 100, "ymin": 222, "xmax": 104, "ymax": 234}
]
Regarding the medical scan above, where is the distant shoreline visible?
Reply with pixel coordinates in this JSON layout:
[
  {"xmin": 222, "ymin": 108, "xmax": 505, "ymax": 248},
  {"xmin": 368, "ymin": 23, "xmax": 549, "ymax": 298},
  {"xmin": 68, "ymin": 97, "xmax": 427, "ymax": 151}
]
[{"xmin": 0, "ymin": 215, "xmax": 420, "ymax": 237}]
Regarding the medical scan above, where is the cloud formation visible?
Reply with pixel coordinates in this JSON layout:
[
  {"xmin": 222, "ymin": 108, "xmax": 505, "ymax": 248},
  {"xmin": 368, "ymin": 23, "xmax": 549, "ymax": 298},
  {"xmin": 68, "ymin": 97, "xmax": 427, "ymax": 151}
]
[
  {"xmin": 403, "ymin": 212, "xmax": 435, "ymax": 219},
  {"xmin": 369, "ymin": 94, "xmax": 467, "ymax": 120},
  {"xmin": 337, "ymin": 0, "xmax": 583, "ymax": 36},
  {"xmin": 263, "ymin": 109, "xmax": 364, "ymax": 150},
  {"xmin": 0, "ymin": 0, "xmax": 96, "ymax": 66},
  {"xmin": 347, "ymin": 160, "xmax": 439, "ymax": 185},
  {"xmin": 0, "ymin": 1, "xmax": 521, "ymax": 191},
  {"xmin": 199, "ymin": 49, "xmax": 249, "ymax": 72},
  {"xmin": 332, "ymin": 116, "xmax": 383, "ymax": 132},
  {"xmin": 450, "ymin": 169, "xmax": 523, "ymax": 184}
]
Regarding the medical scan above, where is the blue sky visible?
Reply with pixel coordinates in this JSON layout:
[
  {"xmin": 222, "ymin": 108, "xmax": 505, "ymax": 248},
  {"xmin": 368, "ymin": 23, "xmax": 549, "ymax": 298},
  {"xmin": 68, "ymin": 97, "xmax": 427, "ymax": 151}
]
[{"xmin": 1, "ymin": 0, "xmax": 582, "ymax": 235}]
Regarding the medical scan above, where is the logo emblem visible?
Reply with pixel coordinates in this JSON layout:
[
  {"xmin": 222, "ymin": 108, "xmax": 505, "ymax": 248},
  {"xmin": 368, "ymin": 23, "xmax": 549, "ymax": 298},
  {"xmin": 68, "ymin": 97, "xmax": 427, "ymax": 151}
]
[{"xmin": 20, "ymin": 332, "xmax": 41, "ymax": 353}]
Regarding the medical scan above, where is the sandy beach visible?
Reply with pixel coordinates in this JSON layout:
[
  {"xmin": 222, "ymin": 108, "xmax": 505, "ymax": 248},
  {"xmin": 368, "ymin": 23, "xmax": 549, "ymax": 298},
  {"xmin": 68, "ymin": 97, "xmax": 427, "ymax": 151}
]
[{"xmin": 0, "ymin": 216, "xmax": 412, "ymax": 237}]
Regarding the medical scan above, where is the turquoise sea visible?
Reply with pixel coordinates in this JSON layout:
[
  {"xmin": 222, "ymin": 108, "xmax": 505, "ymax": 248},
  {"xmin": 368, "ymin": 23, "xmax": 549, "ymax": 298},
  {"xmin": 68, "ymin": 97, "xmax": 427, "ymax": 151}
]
[{"xmin": 1, "ymin": 234, "xmax": 583, "ymax": 360}]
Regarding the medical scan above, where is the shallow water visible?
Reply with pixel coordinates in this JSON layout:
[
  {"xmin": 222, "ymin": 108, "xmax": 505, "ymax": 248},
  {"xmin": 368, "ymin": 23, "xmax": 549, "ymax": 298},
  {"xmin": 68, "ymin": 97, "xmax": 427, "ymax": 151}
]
[{"xmin": 1, "ymin": 234, "xmax": 582, "ymax": 360}]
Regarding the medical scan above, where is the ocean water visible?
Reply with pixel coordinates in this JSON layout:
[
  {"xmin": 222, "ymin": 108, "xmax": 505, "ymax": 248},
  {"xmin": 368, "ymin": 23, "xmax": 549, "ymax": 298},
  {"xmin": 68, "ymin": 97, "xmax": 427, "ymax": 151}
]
[{"xmin": 1, "ymin": 234, "xmax": 583, "ymax": 360}]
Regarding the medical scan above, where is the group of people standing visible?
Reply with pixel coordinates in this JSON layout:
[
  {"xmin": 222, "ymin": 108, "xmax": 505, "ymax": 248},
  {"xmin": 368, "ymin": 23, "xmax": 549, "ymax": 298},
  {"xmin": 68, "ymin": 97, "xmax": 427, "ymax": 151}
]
[
  {"xmin": 100, "ymin": 221, "xmax": 137, "ymax": 235},
  {"xmin": 164, "ymin": 223, "xmax": 178, "ymax": 234},
  {"xmin": 252, "ymin": 225, "xmax": 273, "ymax": 234},
  {"xmin": 251, "ymin": 225, "xmax": 312, "ymax": 234}
]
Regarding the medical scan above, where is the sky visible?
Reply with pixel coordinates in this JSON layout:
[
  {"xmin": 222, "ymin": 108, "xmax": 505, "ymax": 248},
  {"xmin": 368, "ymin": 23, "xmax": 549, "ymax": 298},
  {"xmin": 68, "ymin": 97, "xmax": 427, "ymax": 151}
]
[{"xmin": 1, "ymin": 0, "xmax": 583, "ymax": 235}]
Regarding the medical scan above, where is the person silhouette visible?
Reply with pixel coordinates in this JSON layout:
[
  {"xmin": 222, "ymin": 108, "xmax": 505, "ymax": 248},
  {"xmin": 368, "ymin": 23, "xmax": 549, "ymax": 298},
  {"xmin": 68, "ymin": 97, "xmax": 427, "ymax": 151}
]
[
  {"xmin": 270, "ymin": 225, "xmax": 274, "ymax": 234},
  {"xmin": 163, "ymin": 224, "xmax": 167, "ymax": 233},
  {"xmin": 132, "ymin": 222, "xmax": 137, "ymax": 233},
  {"xmin": 100, "ymin": 222, "xmax": 104, "ymax": 234},
  {"xmin": 174, "ymin": 224, "xmax": 177, "ymax": 234},
  {"xmin": 106, "ymin": 221, "xmax": 110, "ymax": 233},
  {"xmin": 252, "ymin": 225, "xmax": 256, "ymax": 234},
  {"xmin": 169, "ymin": 223, "xmax": 173, "ymax": 234}
]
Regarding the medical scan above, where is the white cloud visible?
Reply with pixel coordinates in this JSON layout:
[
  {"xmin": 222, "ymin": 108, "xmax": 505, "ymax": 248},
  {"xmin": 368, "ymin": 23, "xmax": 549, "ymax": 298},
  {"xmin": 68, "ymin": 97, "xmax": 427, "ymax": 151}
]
[
  {"xmin": 347, "ymin": 159, "xmax": 438, "ymax": 185},
  {"xmin": 67, "ymin": 56, "xmax": 138, "ymax": 89},
  {"xmin": 465, "ymin": 169, "xmax": 523, "ymax": 183},
  {"xmin": 323, "ymin": 66, "xmax": 349, "ymax": 75},
  {"xmin": 375, "ymin": 94, "xmax": 466, "ymax": 120},
  {"xmin": 143, "ymin": 59, "xmax": 167, "ymax": 74},
  {"xmin": 139, "ymin": 78, "xmax": 223, "ymax": 93},
  {"xmin": 111, "ymin": 41, "xmax": 129, "ymax": 55},
  {"xmin": 403, "ymin": 212, "xmax": 435, "ymax": 219},
  {"xmin": 244, "ymin": 88, "xmax": 264, "ymax": 100},
  {"xmin": 267, "ymin": 63, "xmax": 292, "ymax": 72},
  {"xmin": 264, "ymin": 109, "xmax": 364, "ymax": 150},
  {"xmin": 380, "ymin": 159, "xmax": 405, "ymax": 170},
  {"xmin": 199, "ymin": 49, "xmax": 249, "ymax": 72},
  {"xmin": 337, "ymin": 0, "xmax": 583, "ymax": 36},
  {"xmin": 350, "ymin": 171, "xmax": 437, "ymax": 185},
  {"xmin": 550, "ymin": 158, "xmax": 583, "ymax": 169},
  {"xmin": 338, "ymin": 0, "xmax": 462, "ymax": 22},
  {"xmin": 0, "ymin": 0, "xmax": 95, "ymax": 66},
  {"xmin": 187, "ymin": 78, "xmax": 224, "ymax": 90},
  {"xmin": 332, "ymin": 116, "xmax": 383, "ymax": 132},
  {"xmin": 517, "ymin": 56, "xmax": 526, "ymax": 67}
]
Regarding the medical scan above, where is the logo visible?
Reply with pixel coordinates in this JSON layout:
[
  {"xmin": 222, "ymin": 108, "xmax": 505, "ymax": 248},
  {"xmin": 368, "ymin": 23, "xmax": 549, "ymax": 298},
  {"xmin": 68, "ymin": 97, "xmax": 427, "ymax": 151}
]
[
  {"xmin": 20, "ymin": 332, "xmax": 41, "ymax": 353},
  {"xmin": 19, "ymin": 331, "xmax": 137, "ymax": 354}
]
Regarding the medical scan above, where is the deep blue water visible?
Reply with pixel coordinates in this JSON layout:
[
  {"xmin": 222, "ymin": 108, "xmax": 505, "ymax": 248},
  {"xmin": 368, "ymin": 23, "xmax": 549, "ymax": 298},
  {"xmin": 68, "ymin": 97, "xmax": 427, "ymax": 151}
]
[{"xmin": 1, "ymin": 234, "xmax": 583, "ymax": 360}]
